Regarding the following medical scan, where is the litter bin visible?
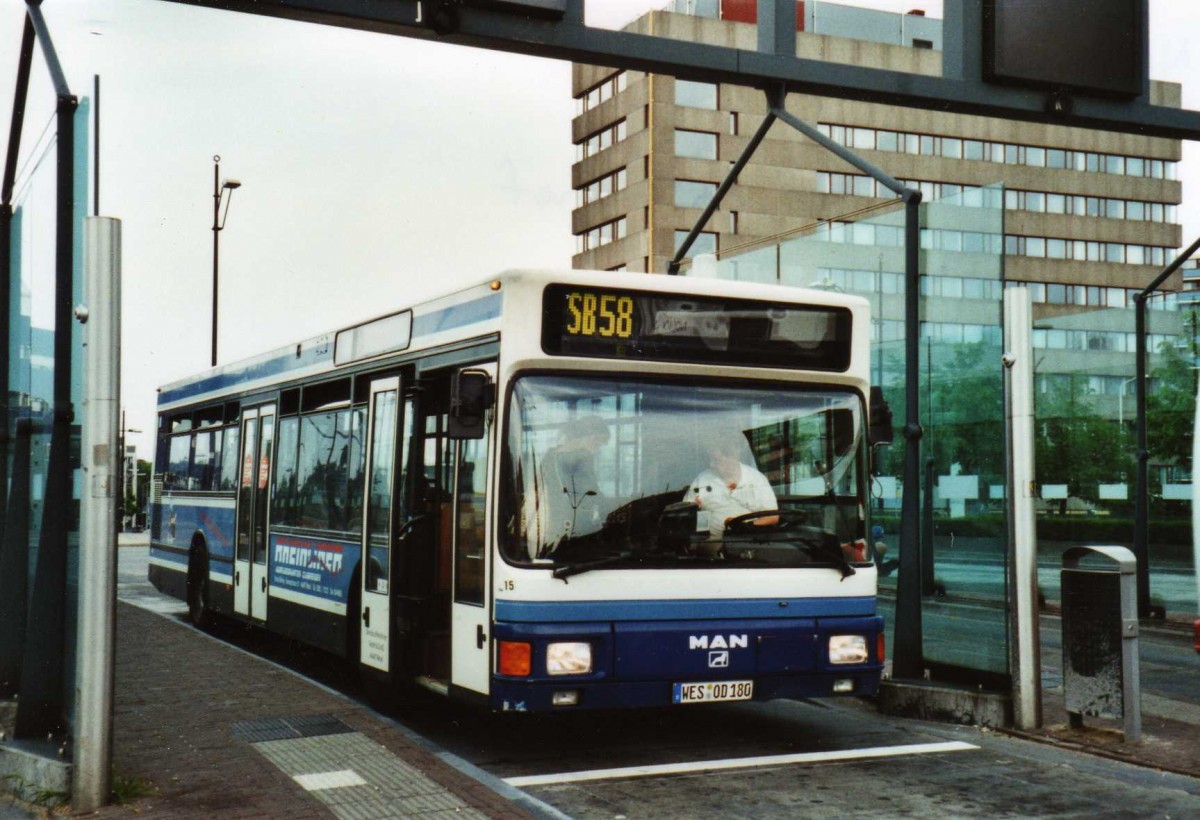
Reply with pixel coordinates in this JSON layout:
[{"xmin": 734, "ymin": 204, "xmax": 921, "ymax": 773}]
[{"xmin": 1060, "ymin": 545, "xmax": 1140, "ymax": 743}]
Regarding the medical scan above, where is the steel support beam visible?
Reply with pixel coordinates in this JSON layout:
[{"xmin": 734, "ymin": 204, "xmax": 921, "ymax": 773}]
[
  {"xmin": 1133, "ymin": 231, "xmax": 1200, "ymax": 619},
  {"xmin": 667, "ymin": 103, "xmax": 777, "ymax": 274},
  {"xmin": 157, "ymin": 0, "xmax": 1200, "ymax": 141}
]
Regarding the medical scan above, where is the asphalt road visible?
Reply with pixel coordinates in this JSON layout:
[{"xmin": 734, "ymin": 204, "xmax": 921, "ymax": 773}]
[{"xmin": 117, "ymin": 541, "xmax": 1200, "ymax": 818}]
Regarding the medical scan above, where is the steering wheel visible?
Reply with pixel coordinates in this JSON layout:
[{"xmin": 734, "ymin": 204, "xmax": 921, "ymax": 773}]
[{"xmin": 724, "ymin": 508, "xmax": 807, "ymax": 533}]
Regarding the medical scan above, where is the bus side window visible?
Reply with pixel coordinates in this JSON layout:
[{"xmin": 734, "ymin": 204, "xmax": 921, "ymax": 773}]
[
  {"xmin": 166, "ymin": 434, "xmax": 191, "ymax": 491},
  {"xmin": 219, "ymin": 424, "xmax": 241, "ymax": 491}
]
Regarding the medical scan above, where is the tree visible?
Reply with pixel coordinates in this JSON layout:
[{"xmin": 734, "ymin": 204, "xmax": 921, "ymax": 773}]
[
  {"xmin": 925, "ymin": 342, "xmax": 1005, "ymax": 483},
  {"xmin": 1145, "ymin": 342, "xmax": 1196, "ymax": 472},
  {"xmin": 1035, "ymin": 374, "xmax": 1131, "ymax": 505}
]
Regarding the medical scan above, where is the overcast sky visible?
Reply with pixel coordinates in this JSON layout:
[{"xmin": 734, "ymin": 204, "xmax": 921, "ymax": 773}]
[{"xmin": 2, "ymin": 0, "xmax": 1199, "ymax": 458}]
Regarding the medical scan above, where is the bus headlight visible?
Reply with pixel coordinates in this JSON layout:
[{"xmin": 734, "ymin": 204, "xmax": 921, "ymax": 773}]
[
  {"xmin": 829, "ymin": 635, "xmax": 868, "ymax": 665},
  {"xmin": 546, "ymin": 642, "xmax": 592, "ymax": 675}
]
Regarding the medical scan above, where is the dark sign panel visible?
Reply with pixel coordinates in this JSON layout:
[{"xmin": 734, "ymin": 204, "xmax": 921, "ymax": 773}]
[
  {"xmin": 984, "ymin": 0, "xmax": 1145, "ymax": 99},
  {"xmin": 541, "ymin": 285, "xmax": 852, "ymax": 371}
]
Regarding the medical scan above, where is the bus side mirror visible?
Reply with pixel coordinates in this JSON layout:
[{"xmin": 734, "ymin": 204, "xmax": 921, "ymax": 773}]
[
  {"xmin": 448, "ymin": 369, "xmax": 495, "ymax": 440},
  {"xmin": 868, "ymin": 386, "xmax": 894, "ymax": 447}
]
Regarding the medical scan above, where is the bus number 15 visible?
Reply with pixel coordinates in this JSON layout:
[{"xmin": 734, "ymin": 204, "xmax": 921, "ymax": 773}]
[{"xmin": 566, "ymin": 292, "xmax": 634, "ymax": 339}]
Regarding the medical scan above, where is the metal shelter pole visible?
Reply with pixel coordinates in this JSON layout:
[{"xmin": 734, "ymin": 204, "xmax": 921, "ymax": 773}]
[
  {"xmin": 895, "ymin": 193, "xmax": 924, "ymax": 677},
  {"xmin": 1133, "ymin": 231, "xmax": 1200, "ymax": 618},
  {"xmin": 74, "ymin": 217, "xmax": 121, "ymax": 813}
]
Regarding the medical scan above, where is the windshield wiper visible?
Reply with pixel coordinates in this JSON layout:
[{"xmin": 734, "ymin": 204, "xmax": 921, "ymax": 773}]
[
  {"xmin": 803, "ymin": 537, "xmax": 856, "ymax": 579},
  {"xmin": 552, "ymin": 551, "xmax": 632, "ymax": 582},
  {"xmin": 744, "ymin": 530, "xmax": 855, "ymax": 579}
]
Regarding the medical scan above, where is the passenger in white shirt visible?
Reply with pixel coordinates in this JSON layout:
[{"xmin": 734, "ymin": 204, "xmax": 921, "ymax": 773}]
[{"xmin": 690, "ymin": 438, "xmax": 779, "ymax": 538}]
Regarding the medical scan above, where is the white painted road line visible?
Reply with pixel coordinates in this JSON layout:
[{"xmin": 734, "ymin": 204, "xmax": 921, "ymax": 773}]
[{"xmin": 504, "ymin": 740, "xmax": 979, "ymax": 787}]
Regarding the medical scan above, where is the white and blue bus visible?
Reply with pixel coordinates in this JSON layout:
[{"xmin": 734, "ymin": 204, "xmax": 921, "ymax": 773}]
[{"xmin": 150, "ymin": 269, "xmax": 890, "ymax": 711}]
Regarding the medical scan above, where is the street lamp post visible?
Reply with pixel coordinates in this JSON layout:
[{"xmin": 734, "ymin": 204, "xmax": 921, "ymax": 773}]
[
  {"xmin": 211, "ymin": 155, "xmax": 242, "ymax": 367},
  {"xmin": 118, "ymin": 409, "xmax": 141, "ymax": 532}
]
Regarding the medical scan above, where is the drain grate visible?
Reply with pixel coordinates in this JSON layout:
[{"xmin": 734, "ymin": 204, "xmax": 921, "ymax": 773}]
[{"xmin": 231, "ymin": 714, "xmax": 353, "ymax": 744}]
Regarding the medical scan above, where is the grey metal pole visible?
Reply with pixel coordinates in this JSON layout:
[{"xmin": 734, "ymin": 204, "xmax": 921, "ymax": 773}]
[
  {"xmin": 211, "ymin": 157, "xmax": 220, "ymax": 367},
  {"xmin": 1004, "ymin": 287, "xmax": 1042, "ymax": 730},
  {"xmin": 893, "ymin": 193, "xmax": 924, "ymax": 678},
  {"xmin": 74, "ymin": 217, "xmax": 121, "ymax": 813}
]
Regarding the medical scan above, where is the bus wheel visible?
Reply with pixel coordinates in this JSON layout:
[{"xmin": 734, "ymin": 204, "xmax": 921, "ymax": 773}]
[{"xmin": 187, "ymin": 544, "xmax": 212, "ymax": 629}]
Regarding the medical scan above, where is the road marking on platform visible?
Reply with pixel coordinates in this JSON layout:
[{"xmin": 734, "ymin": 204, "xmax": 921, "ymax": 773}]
[
  {"xmin": 504, "ymin": 740, "xmax": 979, "ymax": 787},
  {"xmin": 293, "ymin": 769, "xmax": 367, "ymax": 791}
]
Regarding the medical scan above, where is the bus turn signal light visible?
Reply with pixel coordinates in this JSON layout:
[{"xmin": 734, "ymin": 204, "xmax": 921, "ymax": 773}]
[{"xmin": 498, "ymin": 641, "xmax": 532, "ymax": 676}]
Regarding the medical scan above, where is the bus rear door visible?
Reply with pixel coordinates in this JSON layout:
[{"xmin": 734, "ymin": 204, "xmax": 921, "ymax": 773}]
[{"xmin": 360, "ymin": 376, "xmax": 402, "ymax": 672}]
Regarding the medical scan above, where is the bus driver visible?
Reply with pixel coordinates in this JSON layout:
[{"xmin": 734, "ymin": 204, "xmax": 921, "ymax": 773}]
[{"xmin": 690, "ymin": 437, "xmax": 779, "ymax": 537}]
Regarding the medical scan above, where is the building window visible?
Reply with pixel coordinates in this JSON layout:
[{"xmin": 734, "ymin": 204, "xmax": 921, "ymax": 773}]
[
  {"xmin": 674, "ymin": 230, "xmax": 717, "ymax": 257},
  {"xmin": 576, "ymin": 167, "xmax": 628, "ymax": 207},
  {"xmin": 577, "ymin": 216, "xmax": 628, "ymax": 253},
  {"xmin": 576, "ymin": 120, "xmax": 628, "ymax": 161},
  {"xmin": 817, "ymin": 121, "xmax": 1178, "ymax": 180},
  {"xmin": 913, "ymin": 38, "xmax": 934, "ymax": 49},
  {"xmin": 575, "ymin": 72, "xmax": 626, "ymax": 115},
  {"xmin": 674, "ymin": 179, "xmax": 718, "ymax": 208},
  {"xmin": 675, "ymin": 79, "xmax": 717, "ymax": 110},
  {"xmin": 675, "ymin": 129, "xmax": 718, "ymax": 160}
]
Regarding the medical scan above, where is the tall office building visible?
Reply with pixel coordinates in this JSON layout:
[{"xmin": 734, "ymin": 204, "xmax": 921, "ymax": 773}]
[
  {"xmin": 570, "ymin": 1, "xmax": 1188, "ymax": 498},
  {"xmin": 570, "ymin": 2, "xmax": 1182, "ymax": 314}
]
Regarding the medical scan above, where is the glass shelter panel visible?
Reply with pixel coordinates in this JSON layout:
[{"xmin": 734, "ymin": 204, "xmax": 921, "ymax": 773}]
[
  {"xmin": 1033, "ymin": 293, "xmax": 1197, "ymax": 617},
  {"xmin": 702, "ymin": 184, "xmax": 1009, "ymax": 680},
  {"xmin": 3, "ymin": 97, "xmax": 90, "ymax": 730},
  {"xmin": 1145, "ymin": 298, "xmax": 1198, "ymax": 616}
]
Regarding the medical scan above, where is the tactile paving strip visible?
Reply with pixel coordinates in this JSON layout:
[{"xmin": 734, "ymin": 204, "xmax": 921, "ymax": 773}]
[{"xmin": 237, "ymin": 718, "xmax": 488, "ymax": 819}]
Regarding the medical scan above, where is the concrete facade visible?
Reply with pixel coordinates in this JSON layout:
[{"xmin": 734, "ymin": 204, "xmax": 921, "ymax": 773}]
[{"xmin": 570, "ymin": 6, "xmax": 1183, "ymax": 308}]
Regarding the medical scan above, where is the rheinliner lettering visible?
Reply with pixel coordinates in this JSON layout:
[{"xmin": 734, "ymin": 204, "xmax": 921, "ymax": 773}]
[{"xmin": 689, "ymin": 635, "xmax": 748, "ymax": 650}]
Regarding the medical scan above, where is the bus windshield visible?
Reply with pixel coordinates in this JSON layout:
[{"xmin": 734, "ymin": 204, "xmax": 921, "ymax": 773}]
[{"xmin": 502, "ymin": 375, "xmax": 869, "ymax": 573}]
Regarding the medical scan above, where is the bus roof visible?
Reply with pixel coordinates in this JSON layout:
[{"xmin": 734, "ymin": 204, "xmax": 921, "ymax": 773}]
[{"xmin": 158, "ymin": 269, "xmax": 870, "ymax": 411}]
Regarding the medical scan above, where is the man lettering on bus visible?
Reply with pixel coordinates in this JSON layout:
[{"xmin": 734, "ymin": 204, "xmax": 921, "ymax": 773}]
[{"xmin": 690, "ymin": 437, "xmax": 779, "ymax": 538}]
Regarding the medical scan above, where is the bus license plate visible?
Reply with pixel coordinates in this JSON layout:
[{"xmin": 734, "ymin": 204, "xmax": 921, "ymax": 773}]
[{"xmin": 672, "ymin": 680, "xmax": 754, "ymax": 704}]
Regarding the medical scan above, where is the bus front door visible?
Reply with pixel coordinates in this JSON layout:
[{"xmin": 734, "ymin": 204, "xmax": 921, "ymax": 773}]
[
  {"xmin": 361, "ymin": 377, "xmax": 402, "ymax": 672},
  {"xmin": 234, "ymin": 404, "xmax": 275, "ymax": 621},
  {"xmin": 449, "ymin": 364, "xmax": 495, "ymax": 697}
]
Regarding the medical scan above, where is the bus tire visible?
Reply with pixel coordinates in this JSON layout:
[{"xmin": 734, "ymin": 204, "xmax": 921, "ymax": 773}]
[{"xmin": 187, "ymin": 540, "xmax": 213, "ymax": 630}]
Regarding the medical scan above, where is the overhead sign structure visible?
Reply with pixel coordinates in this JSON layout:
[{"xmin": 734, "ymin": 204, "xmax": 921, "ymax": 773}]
[
  {"xmin": 984, "ymin": 0, "xmax": 1146, "ymax": 99},
  {"xmin": 160, "ymin": 0, "xmax": 1200, "ymax": 140}
]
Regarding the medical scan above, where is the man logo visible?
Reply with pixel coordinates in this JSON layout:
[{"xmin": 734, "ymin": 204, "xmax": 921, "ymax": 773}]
[
  {"xmin": 689, "ymin": 634, "xmax": 748, "ymax": 650},
  {"xmin": 708, "ymin": 651, "xmax": 729, "ymax": 668}
]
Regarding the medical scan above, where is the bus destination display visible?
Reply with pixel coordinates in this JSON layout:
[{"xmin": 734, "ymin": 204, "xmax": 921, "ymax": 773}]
[{"xmin": 541, "ymin": 284, "xmax": 851, "ymax": 371}]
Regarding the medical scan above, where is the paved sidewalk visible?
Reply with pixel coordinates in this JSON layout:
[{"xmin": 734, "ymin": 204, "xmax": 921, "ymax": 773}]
[
  {"xmin": 99, "ymin": 602, "xmax": 537, "ymax": 819},
  {"xmin": 1006, "ymin": 617, "xmax": 1200, "ymax": 781}
]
